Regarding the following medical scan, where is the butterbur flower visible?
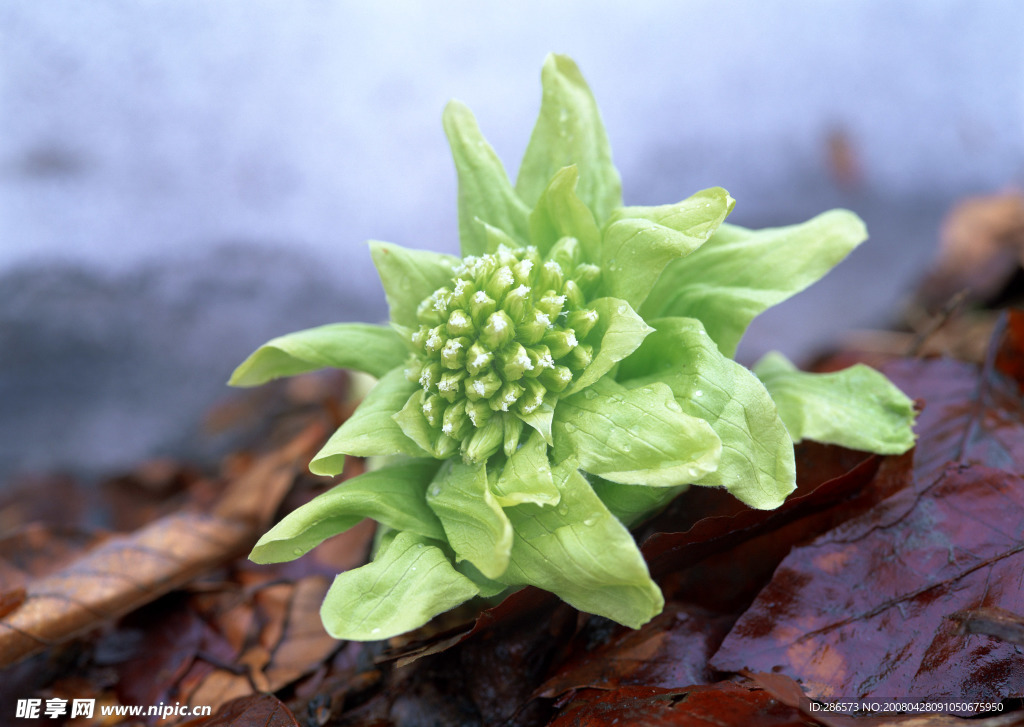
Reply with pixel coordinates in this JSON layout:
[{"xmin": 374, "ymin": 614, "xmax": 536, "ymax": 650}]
[{"xmin": 230, "ymin": 54, "xmax": 916, "ymax": 640}]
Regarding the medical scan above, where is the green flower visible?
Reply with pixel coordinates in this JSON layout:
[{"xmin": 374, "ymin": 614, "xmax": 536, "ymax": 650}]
[{"xmin": 230, "ymin": 54, "xmax": 916, "ymax": 641}]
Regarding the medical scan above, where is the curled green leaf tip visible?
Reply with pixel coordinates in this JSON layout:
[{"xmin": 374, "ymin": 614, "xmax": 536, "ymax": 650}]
[{"xmin": 232, "ymin": 55, "xmax": 916, "ymax": 641}]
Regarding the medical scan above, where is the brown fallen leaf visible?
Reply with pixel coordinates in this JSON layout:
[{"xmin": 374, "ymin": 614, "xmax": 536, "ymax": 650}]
[
  {"xmin": 711, "ymin": 463, "xmax": 1024, "ymax": 710},
  {"xmin": 880, "ymin": 313, "xmax": 1024, "ymax": 486},
  {"xmin": 548, "ymin": 682, "xmax": 810, "ymax": 727},
  {"xmin": 535, "ymin": 602, "xmax": 732, "ymax": 699},
  {"xmin": 0, "ymin": 421, "xmax": 324, "ymax": 668},
  {"xmin": 197, "ymin": 692, "xmax": 301, "ymax": 727},
  {"xmin": 749, "ymin": 671, "xmax": 1024, "ymax": 727},
  {"xmin": 262, "ymin": 575, "xmax": 339, "ymax": 692}
]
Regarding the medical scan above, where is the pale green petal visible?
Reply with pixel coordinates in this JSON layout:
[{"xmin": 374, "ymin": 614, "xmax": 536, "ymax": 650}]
[
  {"xmin": 754, "ymin": 351, "xmax": 917, "ymax": 454},
  {"xmin": 426, "ymin": 461, "xmax": 513, "ymax": 580},
  {"xmin": 392, "ymin": 390, "xmax": 455, "ymax": 459},
  {"xmin": 564, "ymin": 297, "xmax": 652, "ymax": 396},
  {"xmin": 591, "ymin": 480, "xmax": 688, "ymax": 529},
  {"xmin": 443, "ymin": 100, "xmax": 530, "ymax": 256},
  {"xmin": 250, "ymin": 459, "xmax": 444, "ymax": 564},
  {"xmin": 229, "ymin": 322, "xmax": 408, "ymax": 386},
  {"xmin": 500, "ymin": 463, "xmax": 662, "ymax": 628},
  {"xmin": 310, "ymin": 368, "xmax": 428, "ymax": 474},
  {"xmin": 370, "ymin": 241, "xmax": 460, "ymax": 329},
  {"xmin": 519, "ymin": 400, "xmax": 555, "ymax": 445},
  {"xmin": 619, "ymin": 317, "xmax": 795, "ymax": 510},
  {"xmin": 516, "ymin": 54, "xmax": 621, "ymax": 224},
  {"xmin": 493, "ymin": 431, "xmax": 560, "ymax": 507},
  {"xmin": 528, "ymin": 165, "xmax": 601, "ymax": 261},
  {"xmin": 640, "ymin": 209, "xmax": 868, "ymax": 357},
  {"xmin": 320, "ymin": 531, "xmax": 479, "ymax": 641},
  {"xmin": 553, "ymin": 378, "xmax": 721, "ymax": 487},
  {"xmin": 600, "ymin": 187, "xmax": 735, "ymax": 309}
]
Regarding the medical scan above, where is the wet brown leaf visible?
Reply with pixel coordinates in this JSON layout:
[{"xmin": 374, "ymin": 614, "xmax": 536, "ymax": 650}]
[
  {"xmin": 748, "ymin": 671, "xmax": 1024, "ymax": 727},
  {"xmin": 536, "ymin": 603, "xmax": 732, "ymax": 699},
  {"xmin": 641, "ymin": 446, "xmax": 880, "ymax": 582},
  {"xmin": 881, "ymin": 313, "xmax": 1024, "ymax": 486},
  {"xmin": 0, "ymin": 423, "xmax": 323, "ymax": 667},
  {"xmin": 112, "ymin": 596, "xmax": 207, "ymax": 708},
  {"xmin": 548, "ymin": 682, "xmax": 810, "ymax": 727},
  {"xmin": 201, "ymin": 693, "xmax": 301, "ymax": 727},
  {"xmin": 263, "ymin": 575, "xmax": 340, "ymax": 692},
  {"xmin": 711, "ymin": 463, "xmax": 1024, "ymax": 709}
]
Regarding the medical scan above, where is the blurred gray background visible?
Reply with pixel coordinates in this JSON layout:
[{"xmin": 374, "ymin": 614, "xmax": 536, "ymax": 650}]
[{"xmin": 2, "ymin": 1, "xmax": 1022, "ymax": 481}]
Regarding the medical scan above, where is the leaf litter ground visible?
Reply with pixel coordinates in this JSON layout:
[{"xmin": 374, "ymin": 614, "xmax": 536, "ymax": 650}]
[{"xmin": 4, "ymin": 290, "xmax": 1024, "ymax": 722}]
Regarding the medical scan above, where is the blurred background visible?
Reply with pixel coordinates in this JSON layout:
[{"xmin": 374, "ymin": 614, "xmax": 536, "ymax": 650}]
[{"xmin": 1, "ymin": 1, "xmax": 1022, "ymax": 483}]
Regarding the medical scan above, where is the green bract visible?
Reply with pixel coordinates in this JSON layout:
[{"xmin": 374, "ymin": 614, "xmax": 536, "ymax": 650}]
[{"xmin": 230, "ymin": 54, "xmax": 917, "ymax": 641}]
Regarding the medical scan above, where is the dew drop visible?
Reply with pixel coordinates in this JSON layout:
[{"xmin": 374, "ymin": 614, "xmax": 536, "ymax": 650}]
[
  {"xmin": 293, "ymin": 547, "xmax": 304, "ymax": 556},
  {"xmin": 564, "ymin": 423, "xmax": 577, "ymax": 434},
  {"xmin": 665, "ymin": 400, "xmax": 682, "ymax": 413},
  {"xmin": 372, "ymin": 627, "xmax": 382, "ymax": 634},
  {"xmin": 583, "ymin": 388, "xmax": 598, "ymax": 400},
  {"xmin": 431, "ymin": 485, "xmax": 441, "ymax": 496},
  {"xmin": 583, "ymin": 517, "xmax": 597, "ymax": 526},
  {"xmin": 558, "ymin": 504, "xmax": 569, "ymax": 515},
  {"xmin": 694, "ymin": 390, "xmax": 704, "ymax": 397},
  {"xmin": 622, "ymin": 443, "xmax": 632, "ymax": 453}
]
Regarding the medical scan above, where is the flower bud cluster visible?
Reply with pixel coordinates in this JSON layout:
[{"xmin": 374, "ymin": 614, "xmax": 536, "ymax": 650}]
[{"xmin": 406, "ymin": 244, "xmax": 600, "ymax": 463}]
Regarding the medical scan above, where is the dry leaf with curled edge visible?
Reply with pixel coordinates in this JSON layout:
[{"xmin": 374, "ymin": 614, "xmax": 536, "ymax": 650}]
[{"xmin": 0, "ymin": 421, "xmax": 324, "ymax": 667}]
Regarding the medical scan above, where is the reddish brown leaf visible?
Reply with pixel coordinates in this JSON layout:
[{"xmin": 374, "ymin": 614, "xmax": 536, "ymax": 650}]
[
  {"xmin": 642, "ymin": 446, "xmax": 880, "ymax": 582},
  {"xmin": 263, "ymin": 575, "xmax": 340, "ymax": 692},
  {"xmin": 0, "ymin": 589, "xmax": 26, "ymax": 619},
  {"xmin": 747, "ymin": 672, "xmax": 1024, "ymax": 727},
  {"xmin": 383, "ymin": 586, "xmax": 562, "ymax": 668},
  {"xmin": 548, "ymin": 683, "xmax": 810, "ymax": 727},
  {"xmin": 201, "ymin": 693, "xmax": 301, "ymax": 727},
  {"xmin": 711, "ymin": 464, "xmax": 1024, "ymax": 709},
  {"xmin": 881, "ymin": 317, "xmax": 1024, "ymax": 486},
  {"xmin": 536, "ymin": 603, "xmax": 732, "ymax": 698},
  {"xmin": 0, "ymin": 423, "xmax": 323, "ymax": 668},
  {"xmin": 994, "ymin": 309, "xmax": 1024, "ymax": 390},
  {"xmin": 112, "ymin": 596, "xmax": 206, "ymax": 707}
]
